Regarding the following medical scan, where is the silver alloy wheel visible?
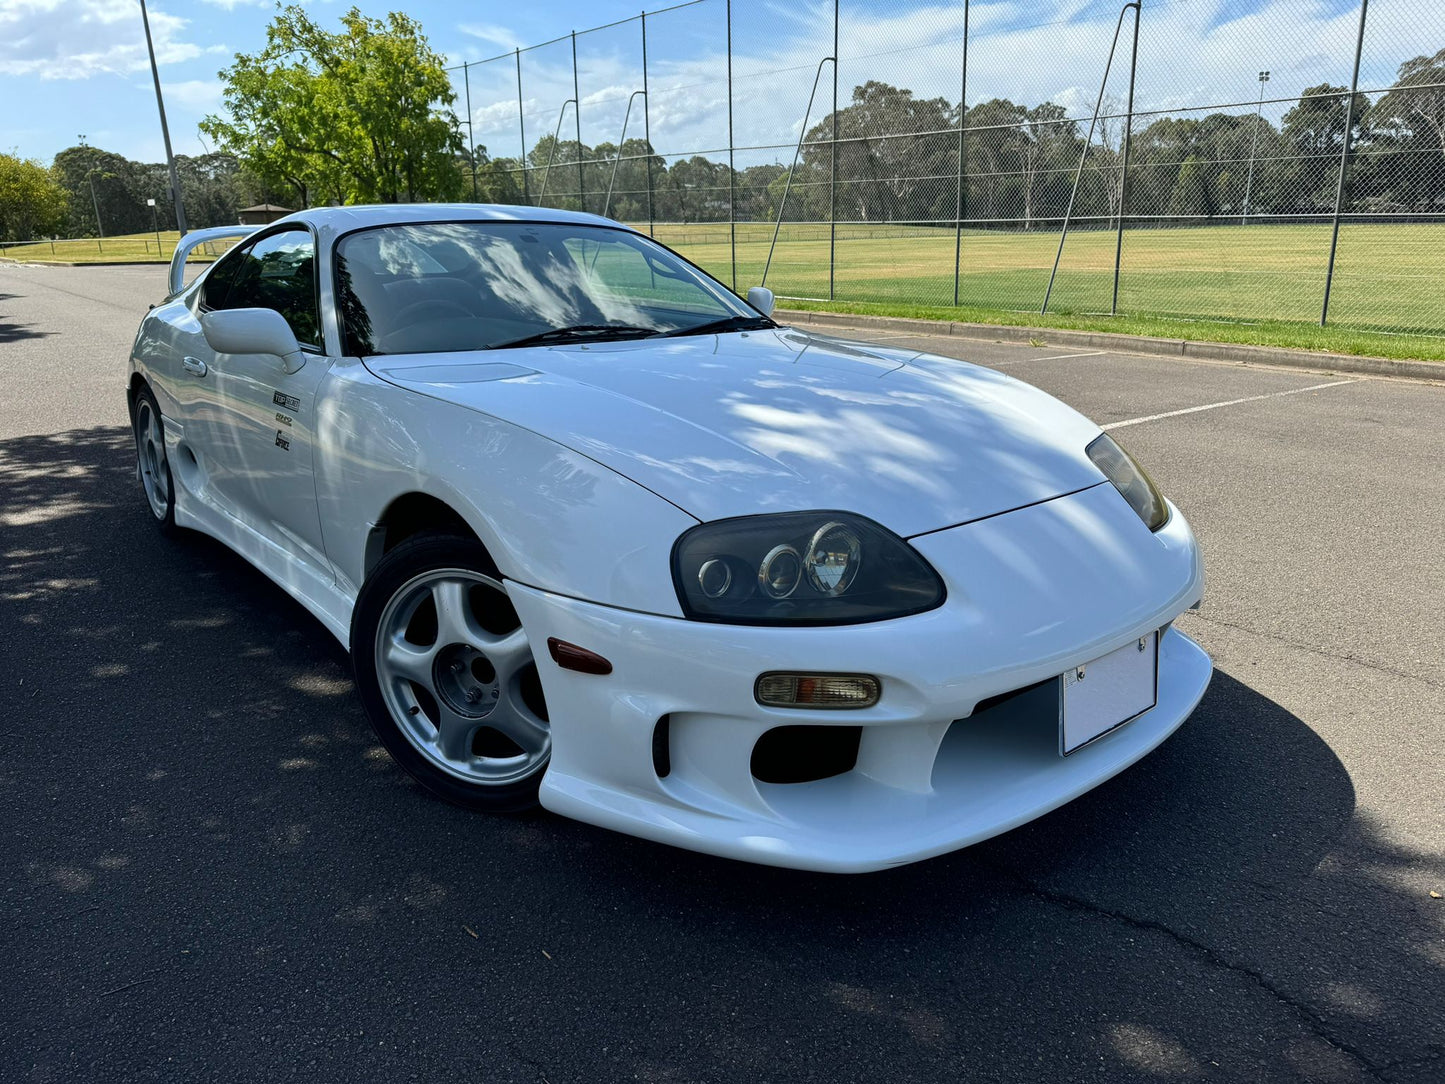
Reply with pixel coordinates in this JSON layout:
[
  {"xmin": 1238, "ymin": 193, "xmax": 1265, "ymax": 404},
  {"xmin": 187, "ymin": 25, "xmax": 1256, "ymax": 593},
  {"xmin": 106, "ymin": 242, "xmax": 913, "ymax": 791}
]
[
  {"xmin": 374, "ymin": 568, "xmax": 550, "ymax": 786},
  {"xmin": 134, "ymin": 397, "xmax": 171, "ymax": 521}
]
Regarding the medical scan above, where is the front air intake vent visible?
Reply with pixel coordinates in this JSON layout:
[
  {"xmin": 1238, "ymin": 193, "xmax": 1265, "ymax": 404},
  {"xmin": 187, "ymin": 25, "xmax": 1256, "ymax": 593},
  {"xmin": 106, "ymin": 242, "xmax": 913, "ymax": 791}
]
[{"xmin": 751, "ymin": 725, "xmax": 861, "ymax": 784}]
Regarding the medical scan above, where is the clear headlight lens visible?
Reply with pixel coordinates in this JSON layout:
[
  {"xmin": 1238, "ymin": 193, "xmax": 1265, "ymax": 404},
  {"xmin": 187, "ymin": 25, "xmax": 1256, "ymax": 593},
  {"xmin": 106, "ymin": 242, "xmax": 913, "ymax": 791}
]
[
  {"xmin": 1087, "ymin": 433, "xmax": 1169, "ymax": 531},
  {"xmin": 673, "ymin": 512, "xmax": 945, "ymax": 625}
]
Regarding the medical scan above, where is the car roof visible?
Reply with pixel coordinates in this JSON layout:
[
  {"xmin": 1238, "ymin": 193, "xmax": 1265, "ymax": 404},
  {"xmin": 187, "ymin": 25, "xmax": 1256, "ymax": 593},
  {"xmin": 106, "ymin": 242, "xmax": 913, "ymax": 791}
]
[{"xmin": 267, "ymin": 203, "xmax": 632, "ymax": 243}]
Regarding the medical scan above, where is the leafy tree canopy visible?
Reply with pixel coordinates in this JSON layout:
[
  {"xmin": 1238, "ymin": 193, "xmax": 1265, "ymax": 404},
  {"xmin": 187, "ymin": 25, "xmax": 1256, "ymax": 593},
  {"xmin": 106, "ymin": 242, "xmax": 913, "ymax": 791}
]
[
  {"xmin": 0, "ymin": 153, "xmax": 68, "ymax": 242},
  {"xmin": 202, "ymin": 6, "xmax": 465, "ymax": 206}
]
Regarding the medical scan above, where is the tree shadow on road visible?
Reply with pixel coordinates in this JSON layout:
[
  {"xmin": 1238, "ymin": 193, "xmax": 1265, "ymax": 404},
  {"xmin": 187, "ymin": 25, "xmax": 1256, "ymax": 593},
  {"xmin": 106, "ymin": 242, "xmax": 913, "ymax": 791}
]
[
  {"xmin": 0, "ymin": 291, "xmax": 51, "ymax": 344},
  {"xmin": 1, "ymin": 425, "xmax": 1439, "ymax": 1084}
]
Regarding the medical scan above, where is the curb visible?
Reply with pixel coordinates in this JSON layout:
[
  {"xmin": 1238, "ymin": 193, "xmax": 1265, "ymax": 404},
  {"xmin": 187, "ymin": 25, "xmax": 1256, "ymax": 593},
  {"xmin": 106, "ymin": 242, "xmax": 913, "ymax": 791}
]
[
  {"xmin": 779, "ymin": 308, "xmax": 1444, "ymax": 383},
  {"xmin": 0, "ymin": 257, "xmax": 168, "ymax": 267}
]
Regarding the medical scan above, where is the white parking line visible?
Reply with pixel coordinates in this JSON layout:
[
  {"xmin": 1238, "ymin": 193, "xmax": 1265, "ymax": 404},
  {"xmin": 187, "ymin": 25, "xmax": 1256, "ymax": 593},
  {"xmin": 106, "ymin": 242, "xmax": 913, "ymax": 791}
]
[
  {"xmin": 1102, "ymin": 379, "xmax": 1357, "ymax": 431},
  {"xmin": 995, "ymin": 350, "xmax": 1106, "ymax": 366}
]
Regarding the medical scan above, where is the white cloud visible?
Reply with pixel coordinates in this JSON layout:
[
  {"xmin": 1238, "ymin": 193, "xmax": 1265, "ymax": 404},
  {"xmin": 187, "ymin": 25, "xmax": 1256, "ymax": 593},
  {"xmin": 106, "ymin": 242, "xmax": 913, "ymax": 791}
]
[
  {"xmin": 460, "ymin": 22, "xmax": 524, "ymax": 53},
  {"xmin": 0, "ymin": 0, "xmax": 221, "ymax": 79},
  {"xmin": 155, "ymin": 77, "xmax": 223, "ymax": 110}
]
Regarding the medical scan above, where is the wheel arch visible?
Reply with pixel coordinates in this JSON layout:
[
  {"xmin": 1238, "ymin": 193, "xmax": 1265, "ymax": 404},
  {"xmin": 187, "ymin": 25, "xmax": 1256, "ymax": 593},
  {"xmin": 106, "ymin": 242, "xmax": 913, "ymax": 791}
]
[
  {"xmin": 126, "ymin": 372, "xmax": 150, "ymax": 422},
  {"xmin": 363, "ymin": 491, "xmax": 499, "ymax": 581}
]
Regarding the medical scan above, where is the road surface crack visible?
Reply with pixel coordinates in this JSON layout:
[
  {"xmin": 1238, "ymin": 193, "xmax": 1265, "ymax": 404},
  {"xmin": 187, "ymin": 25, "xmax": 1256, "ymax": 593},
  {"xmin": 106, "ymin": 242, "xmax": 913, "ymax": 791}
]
[
  {"xmin": 1181, "ymin": 612, "xmax": 1441, "ymax": 690},
  {"xmin": 982, "ymin": 860, "xmax": 1389, "ymax": 1079}
]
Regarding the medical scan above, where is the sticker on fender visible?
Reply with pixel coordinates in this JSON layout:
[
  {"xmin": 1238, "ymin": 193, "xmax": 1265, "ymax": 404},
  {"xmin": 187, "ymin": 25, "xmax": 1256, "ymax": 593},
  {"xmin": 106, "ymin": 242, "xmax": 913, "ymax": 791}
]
[{"xmin": 1060, "ymin": 631, "xmax": 1158, "ymax": 755}]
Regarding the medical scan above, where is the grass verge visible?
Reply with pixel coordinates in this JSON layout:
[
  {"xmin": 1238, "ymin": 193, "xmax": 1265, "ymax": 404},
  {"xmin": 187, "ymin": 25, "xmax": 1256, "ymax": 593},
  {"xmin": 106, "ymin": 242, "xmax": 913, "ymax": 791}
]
[{"xmin": 773, "ymin": 297, "xmax": 1445, "ymax": 362}]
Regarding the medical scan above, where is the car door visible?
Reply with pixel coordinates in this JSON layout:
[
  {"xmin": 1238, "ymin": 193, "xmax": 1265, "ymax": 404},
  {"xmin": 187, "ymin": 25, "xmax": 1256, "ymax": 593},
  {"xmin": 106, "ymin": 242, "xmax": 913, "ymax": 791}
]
[{"xmin": 196, "ymin": 227, "xmax": 332, "ymax": 572}]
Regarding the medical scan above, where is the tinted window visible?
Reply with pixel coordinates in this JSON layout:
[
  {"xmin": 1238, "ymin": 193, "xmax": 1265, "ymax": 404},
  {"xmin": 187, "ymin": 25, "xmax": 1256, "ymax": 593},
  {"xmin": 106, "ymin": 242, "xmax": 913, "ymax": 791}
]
[
  {"xmin": 334, "ymin": 222, "xmax": 752, "ymax": 357},
  {"xmin": 200, "ymin": 248, "xmax": 246, "ymax": 311},
  {"xmin": 217, "ymin": 230, "xmax": 320, "ymax": 347}
]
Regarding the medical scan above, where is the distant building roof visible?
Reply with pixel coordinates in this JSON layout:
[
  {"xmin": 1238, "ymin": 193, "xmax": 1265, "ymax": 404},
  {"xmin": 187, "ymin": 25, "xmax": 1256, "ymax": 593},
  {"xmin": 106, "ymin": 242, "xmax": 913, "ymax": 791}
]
[{"xmin": 238, "ymin": 203, "xmax": 294, "ymax": 213}]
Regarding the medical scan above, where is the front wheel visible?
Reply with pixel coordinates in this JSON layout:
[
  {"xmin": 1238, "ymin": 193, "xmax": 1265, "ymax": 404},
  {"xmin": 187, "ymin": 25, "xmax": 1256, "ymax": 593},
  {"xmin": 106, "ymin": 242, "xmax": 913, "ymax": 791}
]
[
  {"xmin": 351, "ymin": 534, "xmax": 552, "ymax": 811},
  {"xmin": 132, "ymin": 385, "xmax": 177, "ymax": 535}
]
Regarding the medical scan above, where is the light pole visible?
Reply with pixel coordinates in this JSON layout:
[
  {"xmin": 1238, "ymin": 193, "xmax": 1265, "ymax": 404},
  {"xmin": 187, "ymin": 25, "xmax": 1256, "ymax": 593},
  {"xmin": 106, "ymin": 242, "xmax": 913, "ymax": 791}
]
[
  {"xmin": 138, "ymin": 0, "xmax": 188, "ymax": 236},
  {"xmin": 85, "ymin": 168, "xmax": 105, "ymax": 238},
  {"xmin": 1242, "ymin": 69, "xmax": 1269, "ymax": 222},
  {"xmin": 148, "ymin": 197, "xmax": 162, "ymax": 256}
]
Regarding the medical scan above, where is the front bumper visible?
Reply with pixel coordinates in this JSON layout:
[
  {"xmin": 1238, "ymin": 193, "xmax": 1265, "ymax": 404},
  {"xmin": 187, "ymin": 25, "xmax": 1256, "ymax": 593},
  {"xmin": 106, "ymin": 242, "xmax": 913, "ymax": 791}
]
[{"xmin": 510, "ymin": 483, "xmax": 1211, "ymax": 873}]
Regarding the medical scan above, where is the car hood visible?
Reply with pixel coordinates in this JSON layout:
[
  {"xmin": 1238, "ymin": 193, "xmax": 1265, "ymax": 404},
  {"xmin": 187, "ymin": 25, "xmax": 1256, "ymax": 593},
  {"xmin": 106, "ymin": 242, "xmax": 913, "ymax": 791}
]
[{"xmin": 366, "ymin": 328, "xmax": 1105, "ymax": 537}]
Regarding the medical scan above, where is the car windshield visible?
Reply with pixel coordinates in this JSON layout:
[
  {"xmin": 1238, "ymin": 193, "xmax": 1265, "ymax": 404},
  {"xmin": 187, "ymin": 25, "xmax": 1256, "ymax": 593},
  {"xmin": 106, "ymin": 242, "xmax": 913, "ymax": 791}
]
[{"xmin": 334, "ymin": 221, "xmax": 767, "ymax": 356}]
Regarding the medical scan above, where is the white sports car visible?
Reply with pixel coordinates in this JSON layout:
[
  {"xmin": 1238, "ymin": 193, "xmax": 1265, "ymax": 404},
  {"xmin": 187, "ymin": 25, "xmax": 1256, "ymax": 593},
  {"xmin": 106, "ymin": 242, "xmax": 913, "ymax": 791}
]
[{"xmin": 128, "ymin": 204, "xmax": 1210, "ymax": 872}]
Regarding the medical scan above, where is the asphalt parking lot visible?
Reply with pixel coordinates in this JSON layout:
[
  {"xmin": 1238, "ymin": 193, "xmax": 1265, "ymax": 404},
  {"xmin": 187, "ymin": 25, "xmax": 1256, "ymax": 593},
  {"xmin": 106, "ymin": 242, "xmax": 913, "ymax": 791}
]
[{"xmin": 2, "ymin": 262, "xmax": 1442, "ymax": 1083}]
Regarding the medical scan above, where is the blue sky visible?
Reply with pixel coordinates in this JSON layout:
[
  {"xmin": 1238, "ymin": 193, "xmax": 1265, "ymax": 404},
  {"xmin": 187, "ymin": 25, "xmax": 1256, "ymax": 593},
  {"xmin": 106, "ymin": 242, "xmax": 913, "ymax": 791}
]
[{"xmin": 1, "ymin": 0, "xmax": 1436, "ymax": 167}]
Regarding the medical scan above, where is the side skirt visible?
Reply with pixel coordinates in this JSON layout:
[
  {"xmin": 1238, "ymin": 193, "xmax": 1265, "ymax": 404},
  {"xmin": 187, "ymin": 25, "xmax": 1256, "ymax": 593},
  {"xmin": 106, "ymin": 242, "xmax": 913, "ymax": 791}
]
[{"xmin": 164, "ymin": 422, "xmax": 356, "ymax": 651}]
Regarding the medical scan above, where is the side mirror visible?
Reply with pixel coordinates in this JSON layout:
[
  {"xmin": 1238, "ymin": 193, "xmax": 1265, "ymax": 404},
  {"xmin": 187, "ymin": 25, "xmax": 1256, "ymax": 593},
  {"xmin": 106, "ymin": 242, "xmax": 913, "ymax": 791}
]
[
  {"xmin": 746, "ymin": 286, "xmax": 776, "ymax": 318},
  {"xmin": 201, "ymin": 308, "xmax": 306, "ymax": 374}
]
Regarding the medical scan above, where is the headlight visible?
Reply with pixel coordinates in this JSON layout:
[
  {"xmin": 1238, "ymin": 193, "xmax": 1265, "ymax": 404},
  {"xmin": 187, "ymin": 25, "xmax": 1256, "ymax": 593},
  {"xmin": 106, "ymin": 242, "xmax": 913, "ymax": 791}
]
[
  {"xmin": 672, "ymin": 512, "xmax": 945, "ymax": 625},
  {"xmin": 1087, "ymin": 433, "xmax": 1169, "ymax": 531}
]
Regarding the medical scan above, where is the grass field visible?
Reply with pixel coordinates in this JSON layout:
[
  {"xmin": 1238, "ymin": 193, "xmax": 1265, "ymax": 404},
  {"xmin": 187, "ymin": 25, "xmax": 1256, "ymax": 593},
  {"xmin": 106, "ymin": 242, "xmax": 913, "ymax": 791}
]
[
  {"xmin": 0, "ymin": 231, "xmax": 231, "ymax": 264},
  {"xmin": 648, "ymin": 221, "xmax": 1445, "ymax": 360},
  {"xmin": 4, "ymin": 223, "xmax": 1441, "ymax": 361}
]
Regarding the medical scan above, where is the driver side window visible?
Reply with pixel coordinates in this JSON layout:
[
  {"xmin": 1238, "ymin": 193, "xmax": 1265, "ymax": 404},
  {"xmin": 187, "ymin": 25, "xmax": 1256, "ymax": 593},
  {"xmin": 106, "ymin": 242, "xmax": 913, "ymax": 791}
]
[{"xmin": 205, "ymin": 230, "xmax": 321, "ymax": 349}]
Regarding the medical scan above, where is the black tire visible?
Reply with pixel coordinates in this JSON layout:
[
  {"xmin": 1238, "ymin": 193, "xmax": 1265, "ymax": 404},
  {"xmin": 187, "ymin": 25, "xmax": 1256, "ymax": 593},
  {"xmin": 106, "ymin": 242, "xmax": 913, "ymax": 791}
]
[
  {"xmin": 131, "ymin": 384, "xmax": 178, "ymax": 536},
  {"xmin": 351, "ymin": 532, "xmax": 550, "ymax": 812}
]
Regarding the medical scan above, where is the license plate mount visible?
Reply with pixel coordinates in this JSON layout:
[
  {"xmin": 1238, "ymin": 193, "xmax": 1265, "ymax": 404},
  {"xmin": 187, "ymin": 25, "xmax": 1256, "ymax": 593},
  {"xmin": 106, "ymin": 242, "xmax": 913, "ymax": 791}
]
[{"xmin": 1060, "ymin": 631, "xmax": 1159, "ymax": 755}]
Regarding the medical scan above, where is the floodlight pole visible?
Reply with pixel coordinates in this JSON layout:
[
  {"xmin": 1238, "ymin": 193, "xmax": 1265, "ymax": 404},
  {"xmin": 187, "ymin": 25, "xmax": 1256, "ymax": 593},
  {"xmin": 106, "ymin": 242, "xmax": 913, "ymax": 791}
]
[
  {"xmin": 86, "ymin": 169, "xmax": 105, "ymax": 238},
  {"xmin": 1241, "ymin": 70, "xmax": 1269, "ymax": 223},
  {"xmin": 139, "ymin": 0, "xmax": 188, "ymax": 236}
]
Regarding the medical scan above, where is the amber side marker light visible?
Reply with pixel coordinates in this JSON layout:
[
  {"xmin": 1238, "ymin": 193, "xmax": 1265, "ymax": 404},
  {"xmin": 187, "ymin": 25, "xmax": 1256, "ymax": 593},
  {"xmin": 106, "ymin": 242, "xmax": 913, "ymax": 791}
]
[
  {"xmin": 755, "ymin": 672, "xmax": 881, "ymax": 709},
  {"xmin": 547, "ymin": 638, "xmax": 613, "ymax": 675}
]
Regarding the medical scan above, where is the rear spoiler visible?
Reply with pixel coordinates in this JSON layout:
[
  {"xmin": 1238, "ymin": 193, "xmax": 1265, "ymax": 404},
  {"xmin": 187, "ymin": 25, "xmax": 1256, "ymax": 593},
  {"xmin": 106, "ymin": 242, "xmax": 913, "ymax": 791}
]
[{"xmin": 167, "ymin": 225, "xmax": 261, "ymax": 297}]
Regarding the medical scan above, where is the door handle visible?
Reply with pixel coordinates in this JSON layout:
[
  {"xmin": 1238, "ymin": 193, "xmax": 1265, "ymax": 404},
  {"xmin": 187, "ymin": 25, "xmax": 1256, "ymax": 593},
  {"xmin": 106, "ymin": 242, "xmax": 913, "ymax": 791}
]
[{"xmin": 182, "ymin": 356, "xmax": 208, "ymax": 377}]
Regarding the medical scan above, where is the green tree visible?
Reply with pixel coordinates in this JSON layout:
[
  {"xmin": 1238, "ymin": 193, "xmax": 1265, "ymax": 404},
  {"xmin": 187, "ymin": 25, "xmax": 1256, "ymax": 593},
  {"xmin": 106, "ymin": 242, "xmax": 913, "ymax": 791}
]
[
  {"xmin": 0, "ymin": 153, "xmax": 69, "ymax": 242},
  {"xmin": 804, "ymin": 82, "xmax": 957, "ymax": 222},
  {"xmin": 1280, "ymin": 84, "xmax": 1370, "ymax": 211},
  {"xmin": 52, "ymin": 146, "xmax": 145, "ymax": 235},
  {"xmin": 202, "ymin": 5, "xmax": 465, "ymax": 206},
  {"xmin": 1165, "ymin": 154, "xmax": 1216, "ymax": 217},
  {"xmin": 1366, "ymin": 49, "xmax": 1445, "ymax": 212}
]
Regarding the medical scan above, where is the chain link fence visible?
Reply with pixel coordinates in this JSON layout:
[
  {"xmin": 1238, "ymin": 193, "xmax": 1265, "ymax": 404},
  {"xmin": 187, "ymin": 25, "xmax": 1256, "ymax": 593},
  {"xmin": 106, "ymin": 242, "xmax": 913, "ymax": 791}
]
[{"xmin": 450, "ymin": 0, "xmax": 1445, "ymax": 338}]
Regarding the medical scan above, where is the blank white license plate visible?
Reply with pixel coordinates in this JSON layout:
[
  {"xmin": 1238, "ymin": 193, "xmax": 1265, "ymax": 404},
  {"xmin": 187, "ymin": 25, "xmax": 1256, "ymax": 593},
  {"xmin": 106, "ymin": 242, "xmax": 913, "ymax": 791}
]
[{"xmin": 1060, "ymin": 631, "xmax": 1158, "ymax": 755}]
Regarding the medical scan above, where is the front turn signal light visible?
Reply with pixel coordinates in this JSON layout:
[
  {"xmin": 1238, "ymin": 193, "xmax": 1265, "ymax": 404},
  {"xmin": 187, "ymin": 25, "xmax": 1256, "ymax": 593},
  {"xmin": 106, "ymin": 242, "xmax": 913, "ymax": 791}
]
[{"xmin": 755, "ymin": 672, "xmax": 881, "ymax": 710}]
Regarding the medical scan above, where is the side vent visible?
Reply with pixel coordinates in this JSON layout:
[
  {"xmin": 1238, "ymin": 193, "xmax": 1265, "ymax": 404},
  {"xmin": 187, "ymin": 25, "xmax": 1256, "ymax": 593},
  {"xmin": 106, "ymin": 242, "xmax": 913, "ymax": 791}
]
[{"xmin": 652, "ymin": 715, "xmax": 672, "ymax": 779}]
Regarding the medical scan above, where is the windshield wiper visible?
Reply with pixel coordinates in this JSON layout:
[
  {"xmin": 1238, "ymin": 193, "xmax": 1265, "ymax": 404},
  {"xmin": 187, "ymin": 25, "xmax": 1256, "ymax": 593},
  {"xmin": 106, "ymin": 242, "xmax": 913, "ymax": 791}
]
[
  {"xmin": 488, "ymin": 324, "xmax": 661, "ymax": 350},
  {"xmin": 662, "ymin": 314, "xmax": 777, "ymax": 338}
]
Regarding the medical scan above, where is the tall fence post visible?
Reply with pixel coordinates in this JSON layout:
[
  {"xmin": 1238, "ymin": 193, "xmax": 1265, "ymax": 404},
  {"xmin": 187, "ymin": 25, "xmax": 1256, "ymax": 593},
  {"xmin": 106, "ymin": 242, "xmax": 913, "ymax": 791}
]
[
  {"xmin": 828, "ymin": 0, "xmax": 839, "ymax": 300},
  {"xmin": 727, "ymin": 0, "xmax": 737, "ymax": 290},
  {"xmin": 572, "ymin": 31, "xmax": 585, "ymax": 213},
  {"xmin": 538, "ymin": 99, "xmax": 578, "ymax": 201},
  {"xmin": 1110, "ymin": 0, "xmax": 1140, "ymax": 315},
  {"xmin": 516, "ymin": 49, "xmax": 530, "ymax": 204},
  {"xmin": 952, "ymin": 0, "xmax": 970, "ymax": 307},
  {"xmin": 641, "ymin": 12, "xmax": 655, "ymax": 236},
  {"xmin": 1042, "ymin": 1, "xmax": 1138, "ymax": 314},
  {"xmin": 1321, "ymin": 0, "xmax": 1369, "ymax": 327},
  {"xmin": 463, "ymin": 62, "xmax": 479, "ymax": 202},
  {"xmin": 763, "ymin": 57, "xmax": 836, "ymax": 288},
  {"xmin": 604, "ymin": 92, "xmax": 647, "ymax": 217}
]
